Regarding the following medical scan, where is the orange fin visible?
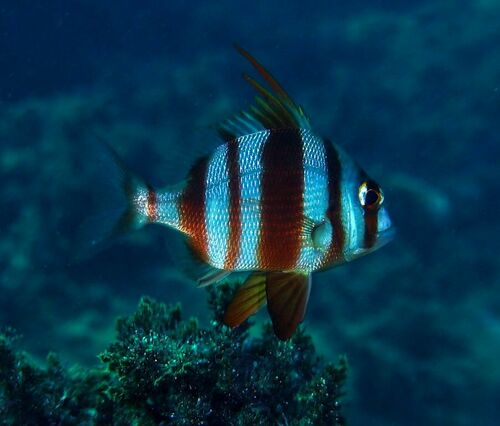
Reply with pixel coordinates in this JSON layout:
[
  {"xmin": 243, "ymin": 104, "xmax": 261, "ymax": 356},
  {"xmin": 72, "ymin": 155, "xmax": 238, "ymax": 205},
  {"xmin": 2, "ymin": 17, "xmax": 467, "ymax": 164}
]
[
  {"xmin": 216, "ymin": 46, "xmax": 311, "ymax": 141},
  {"xmin": 223, "ymin": 273, "xmax": 267, "ymax": 327},
  {"xmin": 266, "ymin": 272, "xmax": 311, "ymax": 340}
]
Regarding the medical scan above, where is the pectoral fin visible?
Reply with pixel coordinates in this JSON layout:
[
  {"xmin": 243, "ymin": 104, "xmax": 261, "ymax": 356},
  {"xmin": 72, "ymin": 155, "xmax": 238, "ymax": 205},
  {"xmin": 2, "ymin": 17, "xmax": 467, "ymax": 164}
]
[
  {"xmin": 266, "ymin": 272, "xmax": 311, "ymax": 340},
  {"xmin": 223, "ymin": 273, "xmax": 267, "ymax": 327},
  {"xmin": 301, "ymin": 217, "xmax": 333, "ymax": 253}
]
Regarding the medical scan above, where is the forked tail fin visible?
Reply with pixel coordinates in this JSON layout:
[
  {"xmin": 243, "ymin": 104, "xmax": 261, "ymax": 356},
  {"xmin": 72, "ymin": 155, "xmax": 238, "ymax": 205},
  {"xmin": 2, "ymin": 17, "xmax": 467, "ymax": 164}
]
[
  {"xmin": 75, "ymin": 142, "xmax": 152, "ymax": 259},
  {"xmin": 102, "ymin": 142, "xmax": 152, "ymax": 234}
]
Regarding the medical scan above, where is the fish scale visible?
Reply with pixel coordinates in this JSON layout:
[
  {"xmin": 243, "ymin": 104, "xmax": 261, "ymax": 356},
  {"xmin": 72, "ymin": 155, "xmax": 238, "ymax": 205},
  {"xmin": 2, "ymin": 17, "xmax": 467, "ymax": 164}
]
[{"xmin": 184, "ymin": 128, "xmax": 336, "ymax": 272}]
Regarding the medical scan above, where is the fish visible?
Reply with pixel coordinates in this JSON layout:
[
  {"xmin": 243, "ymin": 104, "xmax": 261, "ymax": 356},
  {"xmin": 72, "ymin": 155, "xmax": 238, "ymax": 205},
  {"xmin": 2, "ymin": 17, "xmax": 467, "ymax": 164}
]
[{"xmin": 95, "ymin": 46, "xmax": 393, "ymax": 340}]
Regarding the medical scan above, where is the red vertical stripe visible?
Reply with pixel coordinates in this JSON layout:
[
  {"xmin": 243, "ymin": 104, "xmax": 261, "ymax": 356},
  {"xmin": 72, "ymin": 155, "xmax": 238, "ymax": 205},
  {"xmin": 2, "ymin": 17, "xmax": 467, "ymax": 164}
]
[
  {"xmin": 323, "ymin": 139, "xmax": 345, "ymax": 263},
  {"xmin": 146, "ymin": 186, "xmax": 158, "ymax": 223},
  {"xmin": 258, "ymin": 129, "xmax": 304, "ymax": 270},
  {"xmin": 179, "ymin": 156, "xmax": 209, "ymax": 261},
  {"xmin": 224, "ymin": 139, "xmax": 241, "ymax": 269}
]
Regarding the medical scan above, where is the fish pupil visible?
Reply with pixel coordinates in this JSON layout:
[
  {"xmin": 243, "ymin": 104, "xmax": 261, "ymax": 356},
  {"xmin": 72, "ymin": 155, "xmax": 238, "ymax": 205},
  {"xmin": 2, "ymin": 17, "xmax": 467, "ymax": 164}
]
[{"xmin": 365, "ymin": 189, "xmax": 379, "ymax": 206}]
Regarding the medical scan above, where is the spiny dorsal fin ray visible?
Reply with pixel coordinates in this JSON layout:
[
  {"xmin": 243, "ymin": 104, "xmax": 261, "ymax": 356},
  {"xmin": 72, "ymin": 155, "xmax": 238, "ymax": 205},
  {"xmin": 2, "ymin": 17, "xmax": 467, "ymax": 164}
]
[
  {"xmin": 236, "ymin": 44, "xmax": 292, "ymax": 101},
  {"xmin": 266, "ymin": 272, "xmax": 311, "ymax": 340},
  {"xmin": 217, "ymin": 46, "xmax": 311, "ymax": 141}
]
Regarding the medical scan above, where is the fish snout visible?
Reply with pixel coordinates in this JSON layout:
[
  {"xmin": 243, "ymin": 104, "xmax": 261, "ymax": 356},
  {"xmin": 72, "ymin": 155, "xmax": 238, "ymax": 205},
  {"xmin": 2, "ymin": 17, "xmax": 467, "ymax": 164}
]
[{"xmin": 376, "ymin": 207, "xmax": 394, "ymax": 248}]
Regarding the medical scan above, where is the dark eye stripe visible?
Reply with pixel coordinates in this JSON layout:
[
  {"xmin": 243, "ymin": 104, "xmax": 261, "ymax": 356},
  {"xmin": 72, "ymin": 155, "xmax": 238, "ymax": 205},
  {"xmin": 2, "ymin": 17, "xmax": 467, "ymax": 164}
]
[
  {"xmin": 359, "ymin": 180, "xmax": 380, "ymax": 249},
  {"xmin": 363, "ymin": 211, "xmax": 378, "ymax": 249}
]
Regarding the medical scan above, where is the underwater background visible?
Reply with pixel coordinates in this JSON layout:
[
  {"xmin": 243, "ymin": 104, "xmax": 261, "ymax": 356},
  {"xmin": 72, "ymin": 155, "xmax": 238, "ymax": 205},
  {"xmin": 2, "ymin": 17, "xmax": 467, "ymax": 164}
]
[{"xmin": 0, "ymin": 0, "xmax": 498, "ymax": 424}]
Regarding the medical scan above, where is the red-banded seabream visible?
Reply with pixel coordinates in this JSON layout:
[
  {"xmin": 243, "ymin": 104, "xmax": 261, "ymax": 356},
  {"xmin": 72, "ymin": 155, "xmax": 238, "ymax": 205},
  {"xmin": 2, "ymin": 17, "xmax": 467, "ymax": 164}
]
[{"xmin": 96, "ymin": 47, "xmax": 393, "ymax": 340}]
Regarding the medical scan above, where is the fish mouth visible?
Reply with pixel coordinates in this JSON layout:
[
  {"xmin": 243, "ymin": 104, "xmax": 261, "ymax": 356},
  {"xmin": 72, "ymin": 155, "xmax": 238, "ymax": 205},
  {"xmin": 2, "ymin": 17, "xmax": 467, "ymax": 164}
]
[
  {"xmin": 347, "ymin": 226, "xmax": 395, "ymax": 261},
  {"xmin": 375, "ymin": 226, "xmax": 396, "ymax": 249}
]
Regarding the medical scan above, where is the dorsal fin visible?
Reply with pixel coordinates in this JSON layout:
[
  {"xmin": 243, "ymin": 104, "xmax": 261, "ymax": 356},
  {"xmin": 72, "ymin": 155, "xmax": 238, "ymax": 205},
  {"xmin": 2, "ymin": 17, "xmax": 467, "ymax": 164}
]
[{"xmin": 217, "ymin": 46, "xmax": 311, "ymax": 141}]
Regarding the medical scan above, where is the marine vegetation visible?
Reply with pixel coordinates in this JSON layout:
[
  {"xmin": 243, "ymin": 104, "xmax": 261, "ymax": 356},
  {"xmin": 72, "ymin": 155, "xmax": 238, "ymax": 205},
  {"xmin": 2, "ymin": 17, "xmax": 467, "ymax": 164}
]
[{"xmin": 0, "ymin": 286, "xmax": 347, "ymax": 425}]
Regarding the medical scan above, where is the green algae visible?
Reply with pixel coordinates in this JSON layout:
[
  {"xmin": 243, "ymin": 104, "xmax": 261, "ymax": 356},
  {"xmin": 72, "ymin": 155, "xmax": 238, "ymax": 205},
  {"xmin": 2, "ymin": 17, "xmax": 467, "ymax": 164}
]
[{"xmin": 0, "ymin": 288, "xmax": 347, "ymax": 425}]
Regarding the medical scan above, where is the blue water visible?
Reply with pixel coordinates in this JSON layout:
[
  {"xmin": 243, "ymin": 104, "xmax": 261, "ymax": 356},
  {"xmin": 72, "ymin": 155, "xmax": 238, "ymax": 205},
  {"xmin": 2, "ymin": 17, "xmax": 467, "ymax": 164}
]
[{"xmin": 1, "ymin": 1, "xmax": 498, "ymax": 424}]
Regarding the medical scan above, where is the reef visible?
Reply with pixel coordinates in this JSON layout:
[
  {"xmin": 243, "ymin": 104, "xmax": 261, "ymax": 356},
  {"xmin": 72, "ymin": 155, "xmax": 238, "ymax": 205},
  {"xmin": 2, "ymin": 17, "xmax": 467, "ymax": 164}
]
[{"xmin": 0, "ymin": 287, "xmax": 347, "ymax": 425}]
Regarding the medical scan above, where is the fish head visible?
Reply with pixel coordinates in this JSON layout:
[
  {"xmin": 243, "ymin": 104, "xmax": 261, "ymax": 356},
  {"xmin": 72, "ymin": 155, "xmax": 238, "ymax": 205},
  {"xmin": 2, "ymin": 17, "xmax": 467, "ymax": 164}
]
[{"xmin": 337, "ymin": 149, "xmax": 394, "ymax": 262}]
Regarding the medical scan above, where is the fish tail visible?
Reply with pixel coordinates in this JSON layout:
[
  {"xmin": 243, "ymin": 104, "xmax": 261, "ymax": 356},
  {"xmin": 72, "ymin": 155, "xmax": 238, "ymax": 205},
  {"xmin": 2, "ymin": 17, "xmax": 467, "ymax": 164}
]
[
  {"xmin": 75, "ymin": 142, "xmax": 153, "ymax": 259},
  {"xmin": 103, "ymin": 142, "xmax": 153, "ymax": 234}
]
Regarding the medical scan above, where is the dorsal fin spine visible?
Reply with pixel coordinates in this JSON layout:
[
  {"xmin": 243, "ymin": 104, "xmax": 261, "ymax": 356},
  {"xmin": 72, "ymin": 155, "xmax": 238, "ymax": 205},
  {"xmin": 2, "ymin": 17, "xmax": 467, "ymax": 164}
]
[
  {"xmin": 235, "ymin": 44, "xmax": 293, "ymax": 102},
  {"xmin": 215, "ymin": 46, "xmax": 312, "ymax": 141}
]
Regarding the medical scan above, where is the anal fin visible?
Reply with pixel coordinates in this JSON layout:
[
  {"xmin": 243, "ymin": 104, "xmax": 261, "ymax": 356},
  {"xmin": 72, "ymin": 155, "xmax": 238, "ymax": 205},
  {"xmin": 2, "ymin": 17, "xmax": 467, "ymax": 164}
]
[
  {"xmin": 223, "ymin": 271, "xmax": 312, "ymax": 340},
  {"xmin": 266, "ymin": 272, "xmax": 311, "ymax": 340}
]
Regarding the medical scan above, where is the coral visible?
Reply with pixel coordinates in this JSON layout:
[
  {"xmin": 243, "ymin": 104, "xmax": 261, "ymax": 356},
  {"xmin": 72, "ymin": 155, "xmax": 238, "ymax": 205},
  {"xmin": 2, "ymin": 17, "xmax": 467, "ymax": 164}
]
[{"xmin": 0, "ymin": 289, "xmax": 347, "ymax": 425}]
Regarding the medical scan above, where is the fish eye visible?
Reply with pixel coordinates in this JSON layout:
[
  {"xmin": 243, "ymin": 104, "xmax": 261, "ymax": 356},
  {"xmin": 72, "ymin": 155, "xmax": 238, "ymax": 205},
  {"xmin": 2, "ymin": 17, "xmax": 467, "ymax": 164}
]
[{"xmin": 359, "ymin": 181, "xmax": 383, "ymax": 210}]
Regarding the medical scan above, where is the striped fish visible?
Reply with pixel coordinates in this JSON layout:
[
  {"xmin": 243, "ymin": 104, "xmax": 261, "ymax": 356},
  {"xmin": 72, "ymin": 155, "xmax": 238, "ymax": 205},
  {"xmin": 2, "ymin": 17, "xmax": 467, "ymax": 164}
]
[{"xmin": 100, "ymin": 47, "xmax": 393, "ymax": 340}]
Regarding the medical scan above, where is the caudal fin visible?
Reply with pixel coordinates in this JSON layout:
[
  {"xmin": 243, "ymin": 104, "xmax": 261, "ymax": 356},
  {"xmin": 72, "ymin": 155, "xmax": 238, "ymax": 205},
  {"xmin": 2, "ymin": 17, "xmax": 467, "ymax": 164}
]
[
  {"xmin": 103, "ymin": 142, "xmax": 152, "ymax": 234},
  {"xmin": 75, "ymin": 141, "xmax": 152, "ymax": 260}
]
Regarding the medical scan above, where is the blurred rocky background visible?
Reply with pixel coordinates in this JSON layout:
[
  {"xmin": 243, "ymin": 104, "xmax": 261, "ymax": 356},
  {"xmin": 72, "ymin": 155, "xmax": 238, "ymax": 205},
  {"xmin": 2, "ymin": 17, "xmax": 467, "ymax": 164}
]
[{"xmin": 0, "ymin": 1, "xmax": 498, "ymax": 424}]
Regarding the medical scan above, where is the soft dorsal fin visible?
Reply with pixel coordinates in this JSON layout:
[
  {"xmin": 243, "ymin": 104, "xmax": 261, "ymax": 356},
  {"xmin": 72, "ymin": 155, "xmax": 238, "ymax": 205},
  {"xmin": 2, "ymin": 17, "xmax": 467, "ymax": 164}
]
[
  {"xmin": 217, "ymin": 46, "xmax": 311, "ymax": 141},
  {"xmin": 266, "ymin": 272, "xmax": 311, "ymax": 340},
  {"xmin": 224, "ymin": 273, "xmax": 267, "ymax": 327}
]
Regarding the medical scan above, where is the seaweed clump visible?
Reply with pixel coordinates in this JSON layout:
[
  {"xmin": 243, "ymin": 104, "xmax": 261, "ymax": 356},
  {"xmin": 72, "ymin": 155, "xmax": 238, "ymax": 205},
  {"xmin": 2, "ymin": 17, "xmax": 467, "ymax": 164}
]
[{"xmin": 0, "ymin": 287, "xmax": 347, "ymax": 425}]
